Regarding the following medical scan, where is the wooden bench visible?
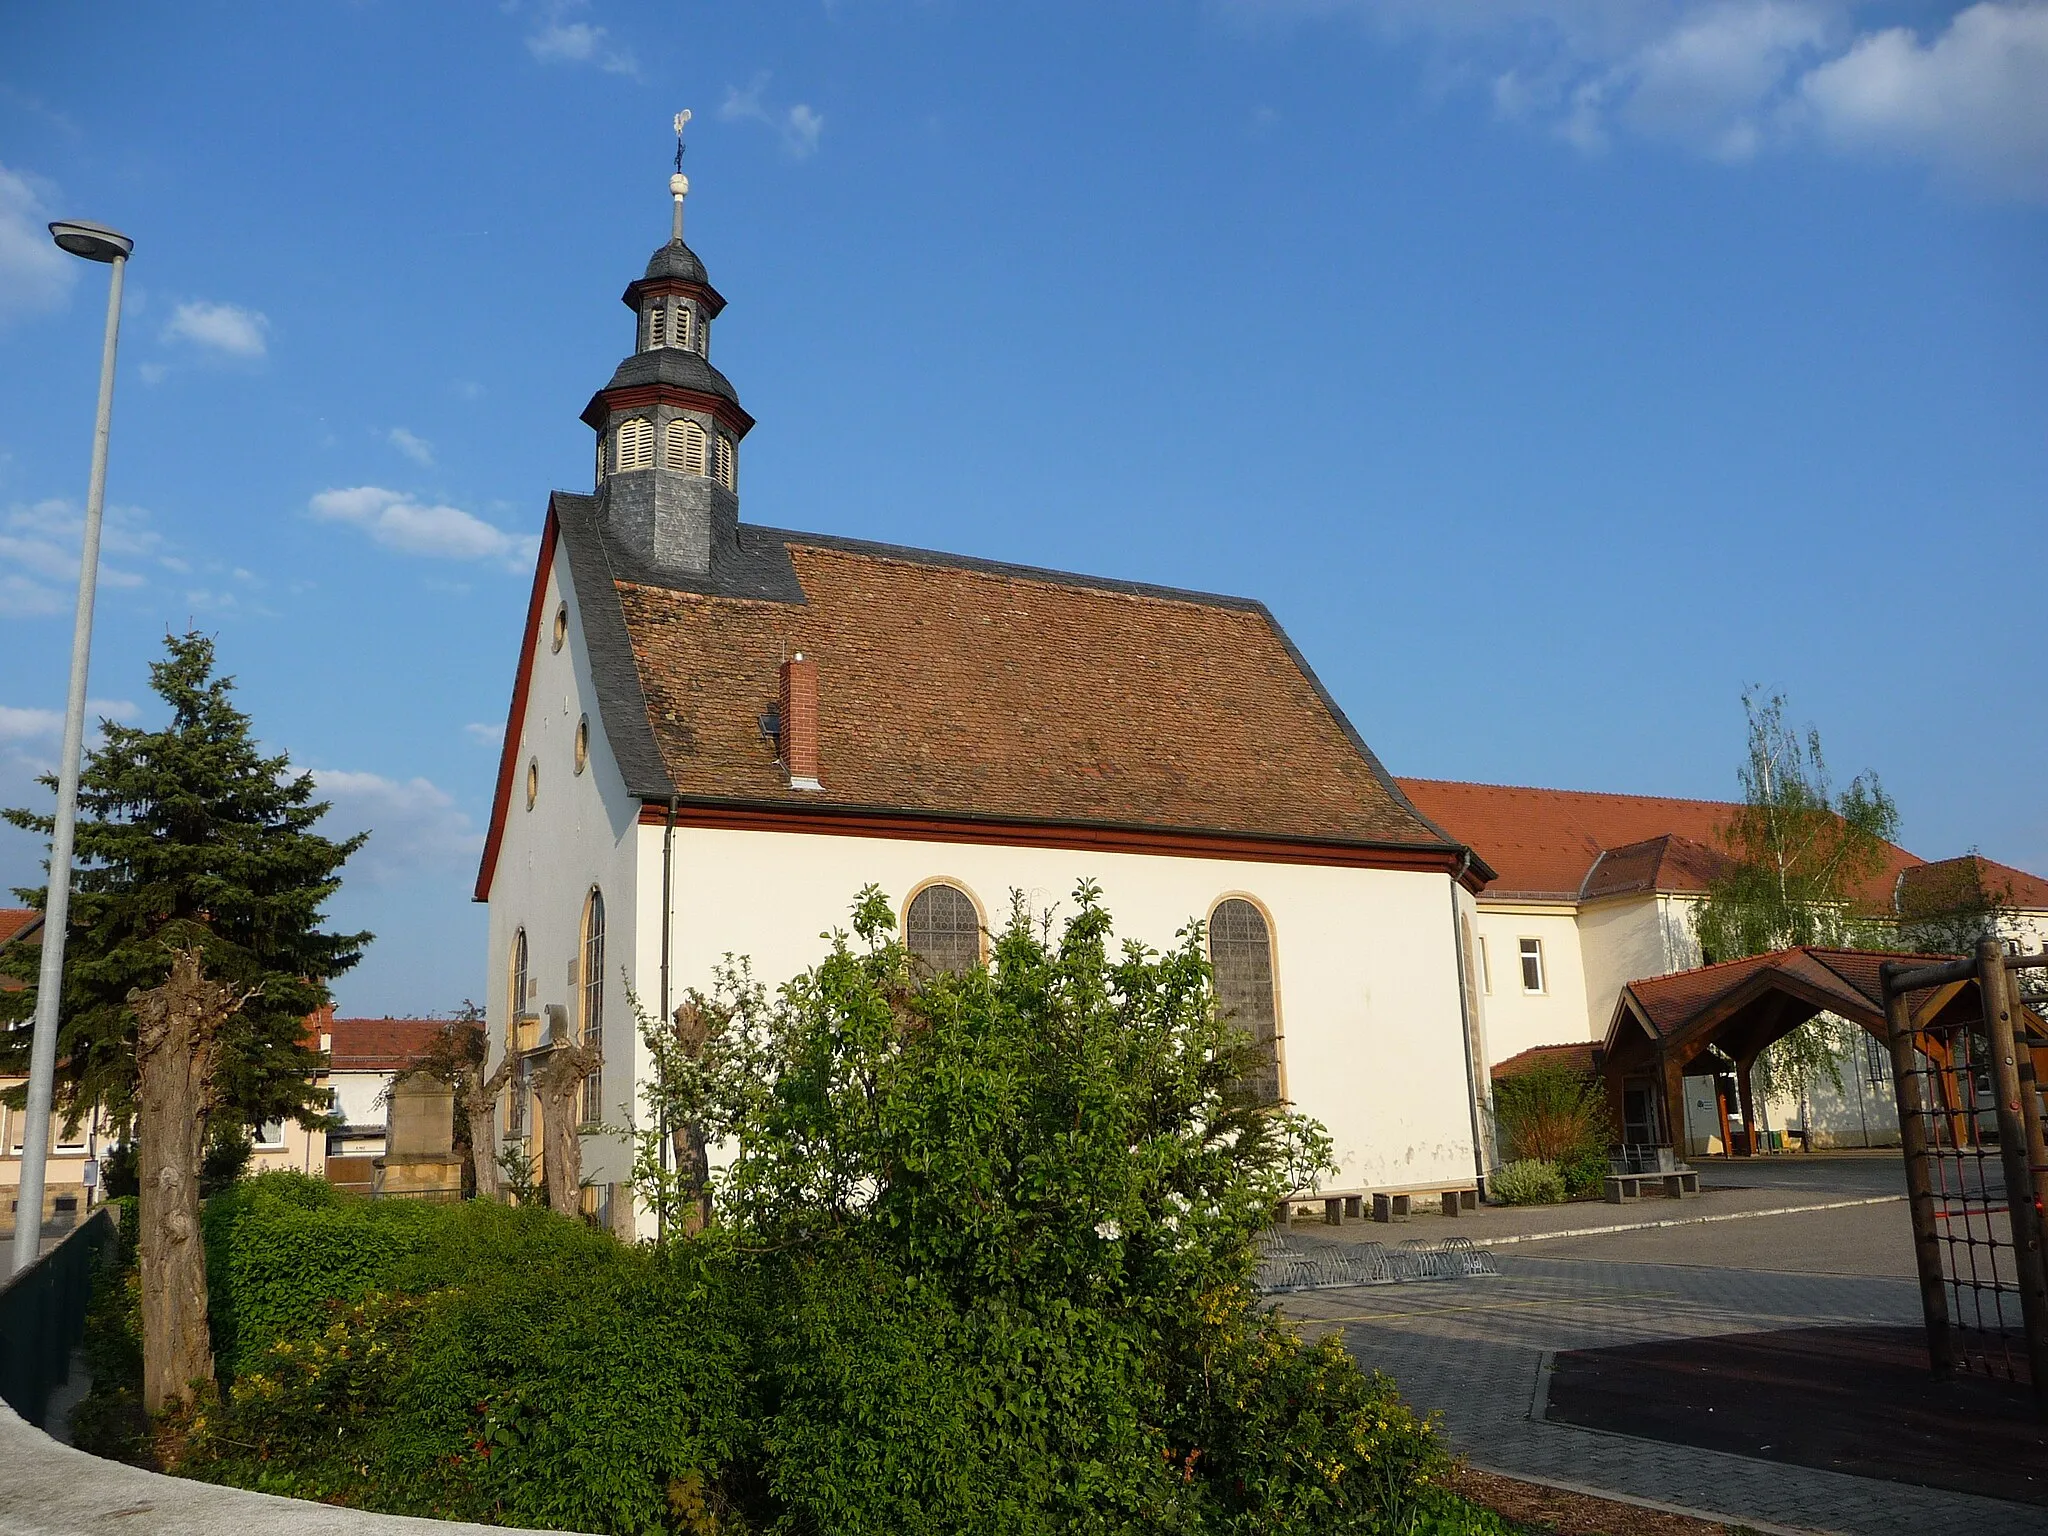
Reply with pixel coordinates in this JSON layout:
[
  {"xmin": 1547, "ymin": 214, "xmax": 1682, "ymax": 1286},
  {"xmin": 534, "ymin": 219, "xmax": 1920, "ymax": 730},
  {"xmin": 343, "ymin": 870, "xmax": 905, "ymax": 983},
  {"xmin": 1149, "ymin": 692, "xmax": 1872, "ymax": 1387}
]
[
  {"xmin": 1604, "ymin": 1169, "xmax": 1700, "ymax": 1203},
  {"xmin": 1288, "ymin": 1184, "xmax": 1482, "ymax": 1226}
]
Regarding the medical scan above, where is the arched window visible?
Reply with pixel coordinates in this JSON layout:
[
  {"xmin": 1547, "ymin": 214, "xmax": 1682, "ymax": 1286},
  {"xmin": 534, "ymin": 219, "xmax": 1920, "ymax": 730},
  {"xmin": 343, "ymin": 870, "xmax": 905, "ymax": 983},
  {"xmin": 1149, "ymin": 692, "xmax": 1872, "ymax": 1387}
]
[
  {"xmin": 616, "ymin": 417, "xmax": 654, "ymax": 470},
  {"xmin": 574, "ymin": 715, "xmax": 589, "ymax": 774},
  {"xmin": 713, "ymin": 434, "xmax": 735, "ymax": 490},
  {"xmin": 1209, "ymin": 899, "xmax": 1281, "ymax": 1105},
  {"xmin": 906, "ymin": 882, "xmax": 981, "ymax": 976},
  {"xmin": 646, "ymin": 304, "xmax": 667, "ymax": 349},
  {"xmin": 580, "ymin": 888, "xmax": 605, "ymax": 1124},
  {"xmin": 673, "ymin": 305, "xmax": 693, "ymax": 351},
  {"xmin": 525, "ymin": 757, "xmax": 539, "ymax": 811},
  {"xmin": 664, "ymin": 418, "xmax": 707, "ymax": 475},
  {"xmin": 506, "ymin": 928, "xmax": 529, "ymax": 1138}
]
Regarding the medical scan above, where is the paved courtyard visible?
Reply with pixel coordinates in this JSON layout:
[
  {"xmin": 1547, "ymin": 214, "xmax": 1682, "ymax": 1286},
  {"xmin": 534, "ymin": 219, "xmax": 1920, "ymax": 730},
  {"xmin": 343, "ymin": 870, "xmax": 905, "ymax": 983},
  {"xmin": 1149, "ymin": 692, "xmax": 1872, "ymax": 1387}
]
[{"xmin": 1278, "ymin": 1155, "xmax": 2042, "ymax": 1536}]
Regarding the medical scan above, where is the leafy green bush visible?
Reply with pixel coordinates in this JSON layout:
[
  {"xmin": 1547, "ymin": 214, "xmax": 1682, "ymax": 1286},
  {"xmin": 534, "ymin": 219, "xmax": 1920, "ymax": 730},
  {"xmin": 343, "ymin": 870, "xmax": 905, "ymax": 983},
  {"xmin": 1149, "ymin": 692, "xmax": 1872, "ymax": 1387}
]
[
  {"xmin": 1491, "ymin": 1159, "xmax": 1565, "ymax": 1207},
  {"xmin": 154, "ymin": 886, "xmax": 1526, "ymax": 1535},
  {"xmin": 1556, "ymin": 1142, "xmax": 1611, "ymax": 1200},
  {"xmin": 1492, "ymin": 1060, "xmax": 1611, "ymax": 1200}
]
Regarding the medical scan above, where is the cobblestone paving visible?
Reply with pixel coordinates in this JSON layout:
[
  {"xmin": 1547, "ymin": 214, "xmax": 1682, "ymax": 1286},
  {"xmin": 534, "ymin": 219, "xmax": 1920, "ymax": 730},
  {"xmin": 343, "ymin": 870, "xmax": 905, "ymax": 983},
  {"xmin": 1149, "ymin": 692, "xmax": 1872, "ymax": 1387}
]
[{"xmin": 1282, "ymin": 1240, "xmax": 2042, "ymax": 1536}]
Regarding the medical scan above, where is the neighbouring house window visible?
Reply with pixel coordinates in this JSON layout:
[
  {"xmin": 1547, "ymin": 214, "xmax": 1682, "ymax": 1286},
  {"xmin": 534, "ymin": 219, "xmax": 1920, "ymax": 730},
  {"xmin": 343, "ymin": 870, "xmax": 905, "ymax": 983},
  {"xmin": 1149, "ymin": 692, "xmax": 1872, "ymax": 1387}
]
[
  {"xmin": 254, "ymin": 1120, "xmax": 286, "ymax": 1150},
  {"xmin": 1519, "ymin": 937, "xmax": 1545, "ymax": 995},
  {"xmin": 616, "ymin": 417, "xmax": 655, "ymax": 470},
  {"xmin": 1865, "ymin": 1032, "xmax": 1893, "ymax": 1089},
  {"xmin": 574, "ymin": 715, "xmax": 589, "ymax": 775},
  {"xmin": 906, "ymin": 882, "xmax": 981, "ymax": 976},
  {"xmin": 664, "ymin": 417, "xmax": 707, "ymax": 474},
  {"xmin": 581, "ymin": 887, "xmax": 605, "ymax": 1125},
  {"xmin": 1477, "ymin": 935, "xmax": 1493, "ymax": 994},
  {"xmin": 1210, "ymin": 898, "xmax": 1281, "ymax": 1106}
]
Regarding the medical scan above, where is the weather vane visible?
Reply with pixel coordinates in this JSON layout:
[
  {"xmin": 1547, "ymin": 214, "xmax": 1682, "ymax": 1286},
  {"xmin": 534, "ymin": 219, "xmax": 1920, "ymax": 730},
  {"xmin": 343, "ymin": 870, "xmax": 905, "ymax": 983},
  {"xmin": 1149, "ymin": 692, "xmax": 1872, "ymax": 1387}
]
[{"xmin": 670, "ymin": 110, "xmax": 692, "ymax": 241}]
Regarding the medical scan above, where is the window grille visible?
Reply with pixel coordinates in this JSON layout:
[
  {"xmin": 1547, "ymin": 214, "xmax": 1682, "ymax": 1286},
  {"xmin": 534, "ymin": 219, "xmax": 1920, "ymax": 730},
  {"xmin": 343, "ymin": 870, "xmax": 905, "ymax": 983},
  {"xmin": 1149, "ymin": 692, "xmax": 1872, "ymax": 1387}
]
[
  {"xmin": 617, "ymin": 417, "xmax": 654, "ymax": 470},
  {"xmin": 581, "ymin": 888, "xmax": 605, "ymax": 1124},
  {"xmin": 1519, "ymin": 937, "xmax": 1545, "ymax": 994},
  {"xmin": 906, "ymin": 883, "xmax": 981, "ymax": 976},
  {"xmin": 647, "ymin": 304, "xmax": 666, "ymax": 349},
  {"xmin": 1211, "ymin": 899, "xmax": 1281, "ymax": 1106}
]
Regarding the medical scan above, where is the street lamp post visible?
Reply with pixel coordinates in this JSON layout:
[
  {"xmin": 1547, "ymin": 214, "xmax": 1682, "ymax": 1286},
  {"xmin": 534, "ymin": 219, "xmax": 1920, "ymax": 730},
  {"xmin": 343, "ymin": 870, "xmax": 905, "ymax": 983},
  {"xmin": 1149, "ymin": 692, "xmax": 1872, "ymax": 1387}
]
[{"xmin": 11, "ymin": 220, "xmax": 133, "ymax": 1276}]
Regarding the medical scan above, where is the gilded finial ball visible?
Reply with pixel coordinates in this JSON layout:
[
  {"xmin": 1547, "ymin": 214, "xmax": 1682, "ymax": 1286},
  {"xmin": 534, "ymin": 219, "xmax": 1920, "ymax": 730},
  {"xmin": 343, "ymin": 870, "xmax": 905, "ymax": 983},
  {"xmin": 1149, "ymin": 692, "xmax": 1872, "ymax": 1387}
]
[{"xmin": 670, "ymin": 173, "xmax": 689, "ymax": 197}]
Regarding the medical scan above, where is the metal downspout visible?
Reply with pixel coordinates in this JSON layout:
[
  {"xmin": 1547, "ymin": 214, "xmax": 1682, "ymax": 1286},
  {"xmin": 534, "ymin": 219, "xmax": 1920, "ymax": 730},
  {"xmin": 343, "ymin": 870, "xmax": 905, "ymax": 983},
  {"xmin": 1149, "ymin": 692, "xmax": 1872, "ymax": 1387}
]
[
  {"xmin": 1448, "ymin": 853, "xmax": 1492, "ymax": 1195},
  {"xmin": 656, "ymin": 795, "xmax": 677, "ymax": 1240}
]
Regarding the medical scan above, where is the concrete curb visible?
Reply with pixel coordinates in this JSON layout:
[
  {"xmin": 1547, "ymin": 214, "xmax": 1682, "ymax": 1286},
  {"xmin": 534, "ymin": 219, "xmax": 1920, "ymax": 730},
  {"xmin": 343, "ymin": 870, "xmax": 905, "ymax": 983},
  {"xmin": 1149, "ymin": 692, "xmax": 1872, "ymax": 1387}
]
[
  {"xmin": 1464, "ymin": 1461, "xmax": 1830, "ymax": 1536},
  {"xmin": 1478, "ymin": 1194, "xmax": 1905, "ymax": 1249}
]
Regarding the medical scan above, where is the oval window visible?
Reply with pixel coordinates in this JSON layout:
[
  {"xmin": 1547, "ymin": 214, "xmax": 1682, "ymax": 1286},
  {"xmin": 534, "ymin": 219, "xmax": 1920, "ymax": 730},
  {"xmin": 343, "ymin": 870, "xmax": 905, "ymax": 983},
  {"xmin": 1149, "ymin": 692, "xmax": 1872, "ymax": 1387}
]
[
  {"xmin": 574, "ymin": 715, "xmax": 589, "ymax": 775},
  {"xmin": 525, "ymin": 757, "xmax": 539, "ymax": 811},
  {"xmin": 551, "ymin": 602, "xmax": 568, "ymax": 653}
]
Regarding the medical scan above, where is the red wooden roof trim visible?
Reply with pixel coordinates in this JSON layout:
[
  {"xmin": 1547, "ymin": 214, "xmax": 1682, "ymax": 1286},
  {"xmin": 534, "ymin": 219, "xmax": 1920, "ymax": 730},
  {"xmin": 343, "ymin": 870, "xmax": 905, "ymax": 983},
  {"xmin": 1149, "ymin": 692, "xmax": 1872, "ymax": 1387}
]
[
  {"xmin": 473, "ymin": 502, "xmax": 561, "ymax": 904},
  {"xmin": 635, "ymin": 797, "xmax": 1488, "ymax": 888}
]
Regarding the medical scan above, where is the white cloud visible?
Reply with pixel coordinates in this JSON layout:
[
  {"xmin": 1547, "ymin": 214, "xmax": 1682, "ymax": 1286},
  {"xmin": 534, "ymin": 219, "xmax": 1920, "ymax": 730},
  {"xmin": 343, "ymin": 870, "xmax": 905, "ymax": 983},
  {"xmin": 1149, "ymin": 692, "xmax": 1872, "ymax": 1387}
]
[
  {"xmin": 721, "ymin": 73, "xmax": 827, "ymax": 158},
  {"xmin": 1800, "ymin": 3, "xmax": 2048, "ymax": 197},
  {"xmin": 526, "ymin": 2, "xmax": 638, "ymax": 76},
  {"xmin": 0, "ymin": 699, "xmax": 139, "ymax": 742},
  {"xmin": 1233, "ymin": 0, "xmax": 2048, "ymax": 197},
  {"xmin": 308, "ymin": 486, "xmax": 533, "ymax": 571},
  {"xmin": 0, "ymin": 162, "xmax": 76, "ymax": 327},
  {"xmin": 464, "ymin": 721, "xmax": 503, "ymax": 747},
  {"xmin": 163, "ymin": 299, "xmax": 269, "ymax": 359},
  {"xmin": 0, "ymin": 499, "xmax": 171, "ymax": 615},
  {"xmin": 310, "ymin": 768, "xmax": 484, "ymax": 886},
  {"xmin": 137, "ymin": 361, "xmax": 168, "ymax": 386},
  {"xmin": 387, "ymin": 427, "xmax": 436, "ymax": 467}
]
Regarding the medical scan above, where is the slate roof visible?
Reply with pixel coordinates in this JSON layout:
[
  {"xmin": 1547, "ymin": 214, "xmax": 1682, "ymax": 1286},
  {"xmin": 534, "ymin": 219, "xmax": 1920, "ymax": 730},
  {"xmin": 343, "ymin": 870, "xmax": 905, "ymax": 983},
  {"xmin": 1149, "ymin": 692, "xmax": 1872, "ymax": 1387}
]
[
  {"xmin": 327, "ymin": 1017, "xmax": 446, "ymax": 1074},
  {"xmin": 641, "ymin": 239, "xmax": 708, "ymax": 286},
  {"xmin": 581, "ymin": 347, "xmax": 745, "ymax": 424},
  {"xmin": 541, "ymin": 496, "xmax": 1474, "ymax": 859}
]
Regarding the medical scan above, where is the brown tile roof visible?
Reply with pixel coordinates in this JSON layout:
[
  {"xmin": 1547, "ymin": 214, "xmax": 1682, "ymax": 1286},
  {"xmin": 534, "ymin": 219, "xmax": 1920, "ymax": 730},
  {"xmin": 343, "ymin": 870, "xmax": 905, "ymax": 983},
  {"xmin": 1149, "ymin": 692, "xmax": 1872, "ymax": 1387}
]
[
  {"xmin": 1394, "ymin": 779, "xmax": 1928, "ymax": 909},
  {"xmin": 1491, "ymin": 1041, "xmax": 1597, "ymax": 1080},
  {"xmin": 1897, "ymin": 854, "xmax": 2048, "ymax": 915},
  {"xmin": 0, "ymin": 909, "xmax": 40, "ymax": 947},
  {"xmin": 327, "ymin": 1017, "xmax": 445, "ymax": 1074},
  {"xmin": 613, "ymin": 535, "xmax": 1460, "ymax": 850},
  {"xmin": 1617, "ymin": 947, "xmax": 1932, "ymax": 1039}
]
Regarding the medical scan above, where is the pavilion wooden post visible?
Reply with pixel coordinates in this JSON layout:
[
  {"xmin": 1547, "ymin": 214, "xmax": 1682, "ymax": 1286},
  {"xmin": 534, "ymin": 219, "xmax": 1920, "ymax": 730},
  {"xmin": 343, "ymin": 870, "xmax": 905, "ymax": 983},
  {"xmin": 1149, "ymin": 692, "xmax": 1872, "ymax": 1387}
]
[
  {"xmin": 1733, "ymin": 1052, "xmax": 1760, "ymax": 1157},
  {"xmin": 1978, "ymin": 940, "xmax": 2048, "ymax": 1403},
  {"xmin": 2007, "ymin": 954, "xmax": 2048, "ymax": 1218},
  {"xmin": 1659, "ymin": 1050, "xmax": 1688, "ymax": 1158},
  {"xmin": 1882, "ymin": 965, "xmax": 1953, "ymax": 1376}
]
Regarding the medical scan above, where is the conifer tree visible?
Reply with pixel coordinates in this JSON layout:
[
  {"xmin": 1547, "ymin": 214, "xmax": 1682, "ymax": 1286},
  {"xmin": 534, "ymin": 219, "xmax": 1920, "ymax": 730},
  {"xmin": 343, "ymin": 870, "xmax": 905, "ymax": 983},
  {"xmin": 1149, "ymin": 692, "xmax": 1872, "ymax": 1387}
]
[{"xmin": 1, "ymin": 632, "xmax": 367, "ymax": 1406}]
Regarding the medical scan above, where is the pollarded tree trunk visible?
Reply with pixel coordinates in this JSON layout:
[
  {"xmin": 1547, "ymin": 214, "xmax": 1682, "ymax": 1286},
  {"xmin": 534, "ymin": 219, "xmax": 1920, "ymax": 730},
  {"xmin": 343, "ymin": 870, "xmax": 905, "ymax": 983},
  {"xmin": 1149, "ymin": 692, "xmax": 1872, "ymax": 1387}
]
[
  {"xmin": 533, "ymin": 1040, "xmax": 600, "ymax": 1214},
  {"xmin": 131, "ymin": 948, "xmax": 246, "ymax": 1414},
  {"xmin": 462, "ymin": 1055, "xmax": 514, "ymax": 1202}
]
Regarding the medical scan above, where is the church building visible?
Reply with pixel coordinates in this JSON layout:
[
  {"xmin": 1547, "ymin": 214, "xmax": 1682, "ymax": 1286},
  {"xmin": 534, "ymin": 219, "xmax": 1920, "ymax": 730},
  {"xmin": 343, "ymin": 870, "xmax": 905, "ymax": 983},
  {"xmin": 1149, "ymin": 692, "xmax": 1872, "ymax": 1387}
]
[{"xmin": 474, "ymin": 164, "xmax": 1503, "ymax": 1235}]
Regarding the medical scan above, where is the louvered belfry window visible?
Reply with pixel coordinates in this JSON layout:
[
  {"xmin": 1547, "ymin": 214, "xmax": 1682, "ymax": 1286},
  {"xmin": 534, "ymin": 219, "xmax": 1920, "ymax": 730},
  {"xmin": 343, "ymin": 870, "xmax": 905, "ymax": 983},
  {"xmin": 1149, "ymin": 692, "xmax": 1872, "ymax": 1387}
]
[
  {"xmin": 664, "ymin": 418, "xmax": 708, "ymax": 474},
  {"xmin": 647, "ymin": 304, "xmax": 666, "ymax": 349},
  {"xmin": 906, "ymin": 883, "xmax": 980, "ymax": 976},
  {"xmin": 617, "ymin": 417, "xmax": 654, "ymax": 470},
  {"xmin": 1209, "ymin": 899, "xmax": 1281, "ymax": 1105},
  {"xmin": 713, "ymin": 434, "xmax": 734, "ymax": 489},
  {"xmin": 673, "ymin": 305, "xmax": 692, "ymax": 352}
]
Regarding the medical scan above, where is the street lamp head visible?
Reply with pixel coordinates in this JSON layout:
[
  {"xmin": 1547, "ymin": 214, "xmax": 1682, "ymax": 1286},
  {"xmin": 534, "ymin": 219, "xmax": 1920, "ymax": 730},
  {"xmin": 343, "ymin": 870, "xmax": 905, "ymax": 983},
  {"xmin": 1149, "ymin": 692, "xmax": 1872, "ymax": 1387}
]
[{"xmin": 48, "ymin": 220, "xmax": 133, "ymax": 263}]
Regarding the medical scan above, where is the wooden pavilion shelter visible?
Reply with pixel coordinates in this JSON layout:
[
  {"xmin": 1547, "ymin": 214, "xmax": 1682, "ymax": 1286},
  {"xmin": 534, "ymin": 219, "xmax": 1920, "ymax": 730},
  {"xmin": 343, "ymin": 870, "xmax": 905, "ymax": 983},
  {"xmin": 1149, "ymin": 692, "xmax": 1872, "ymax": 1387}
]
[{"xmin": 1599, "ymin": 948, "xmax": 2048, "ymax": 1154}]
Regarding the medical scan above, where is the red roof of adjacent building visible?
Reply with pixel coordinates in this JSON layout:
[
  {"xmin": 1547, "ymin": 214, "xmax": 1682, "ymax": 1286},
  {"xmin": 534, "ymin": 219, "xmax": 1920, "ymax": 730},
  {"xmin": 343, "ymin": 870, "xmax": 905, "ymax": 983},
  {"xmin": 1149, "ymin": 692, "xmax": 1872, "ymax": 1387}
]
[
  {"xmin": 326, "ymin": 1017, "xmax": 447, "ymax": 1074},
  {"xmin": 1896, "ymin": 854, "xmax": 2048, "ymax": 915},
  {"xmin": 0, "ymin": 909, "xmax": 41, "ymax": 947},
  {"xmin": 1491, "ymin": 1041, "xmax": 1598, "ymax": 1080},
  {"xmin": 1392, "ymin": 779, "xmax": 2048, "ymax": 916}
]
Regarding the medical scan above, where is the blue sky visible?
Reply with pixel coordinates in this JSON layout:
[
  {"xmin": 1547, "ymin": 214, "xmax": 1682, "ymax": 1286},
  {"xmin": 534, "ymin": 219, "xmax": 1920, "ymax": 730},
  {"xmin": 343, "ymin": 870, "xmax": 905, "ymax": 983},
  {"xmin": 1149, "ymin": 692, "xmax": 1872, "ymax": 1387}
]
[{"xmin": 2, "ymin": 2, "xmax": 2044, "ymax": 1014}]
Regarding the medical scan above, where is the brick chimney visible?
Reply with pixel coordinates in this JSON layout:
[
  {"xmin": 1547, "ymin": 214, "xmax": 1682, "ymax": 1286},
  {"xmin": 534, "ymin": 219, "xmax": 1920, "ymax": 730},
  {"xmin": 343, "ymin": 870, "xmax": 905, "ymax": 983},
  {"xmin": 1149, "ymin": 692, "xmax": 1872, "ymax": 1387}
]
[{"xmin": 778, "ymin": 652, "xmax": 822, "ymax": 791}]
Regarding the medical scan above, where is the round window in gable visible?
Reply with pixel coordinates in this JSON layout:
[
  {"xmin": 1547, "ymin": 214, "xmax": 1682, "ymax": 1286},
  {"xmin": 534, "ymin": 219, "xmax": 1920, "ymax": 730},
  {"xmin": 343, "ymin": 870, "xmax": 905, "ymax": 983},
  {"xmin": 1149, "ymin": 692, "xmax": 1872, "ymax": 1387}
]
[
  {"xmin": 574, "ymin": 715, "xmax": 589, "ymax": 775},
  {"xmin": 551, "ymin": 602, "xmax": 568, "ymax": 653},
  {"xmin": 525, "ymin": 757, "xmax": 539, "ymax": 811}
]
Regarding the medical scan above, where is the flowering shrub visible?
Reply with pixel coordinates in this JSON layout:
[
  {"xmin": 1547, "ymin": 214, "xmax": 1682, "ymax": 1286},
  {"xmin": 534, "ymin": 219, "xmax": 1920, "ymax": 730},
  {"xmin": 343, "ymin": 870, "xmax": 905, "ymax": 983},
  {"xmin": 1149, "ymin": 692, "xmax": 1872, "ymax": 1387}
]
[
  {"xmin": 1491, "ymin": 1159, "xmax": 1566, "ymax": 1207},
  {"xmin": 141, "ymin": 885, "xmax": 1525, "ymax": 1534}
]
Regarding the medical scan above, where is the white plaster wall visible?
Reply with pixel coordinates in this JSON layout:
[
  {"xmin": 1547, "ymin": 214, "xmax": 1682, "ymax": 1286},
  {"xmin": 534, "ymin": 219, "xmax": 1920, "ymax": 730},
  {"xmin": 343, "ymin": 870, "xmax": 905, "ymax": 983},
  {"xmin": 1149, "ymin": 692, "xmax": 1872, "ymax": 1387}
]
[
  {"xmin": 640, "ymin": 826, "xmax": 1482, "ymax": 1207},
  {"xmin": 329, "ymin": 1071, "xmax": 391, "ymax": 1131},
  {"xmin": 1467, "ymin": 905, "xmax": 1592, "ymax": 1065},
  {"xmin": 1577, "ymin": 896, "xmax": 1673, "ymax": 1039},
  {"xmin": 483, "ymin": 536, "xmax": 645, "ymax": 1194}
]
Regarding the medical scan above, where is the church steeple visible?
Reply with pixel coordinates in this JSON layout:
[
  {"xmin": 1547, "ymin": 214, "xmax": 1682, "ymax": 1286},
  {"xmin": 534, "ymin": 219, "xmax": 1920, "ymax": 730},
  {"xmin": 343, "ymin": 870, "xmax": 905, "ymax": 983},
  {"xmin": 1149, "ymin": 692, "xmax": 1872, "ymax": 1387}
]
[{"xmin": 581, "ymin": 114, "xmax": 754, "ymax": 579}]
